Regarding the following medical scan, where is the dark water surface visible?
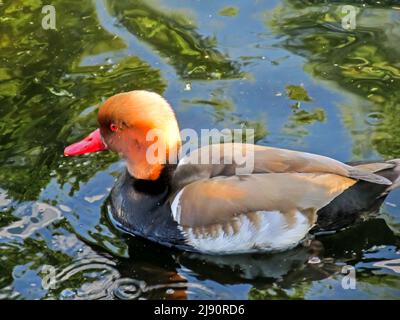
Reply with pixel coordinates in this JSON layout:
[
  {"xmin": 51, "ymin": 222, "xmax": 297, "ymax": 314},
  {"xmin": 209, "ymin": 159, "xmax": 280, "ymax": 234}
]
[{"xmin": 1, "ymin": 0, "xmax": 400, "ymax": 299}]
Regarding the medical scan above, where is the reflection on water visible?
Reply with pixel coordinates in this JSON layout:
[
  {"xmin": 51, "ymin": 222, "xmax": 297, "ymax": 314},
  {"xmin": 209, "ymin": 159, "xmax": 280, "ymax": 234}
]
[
  {"xmin": 0, "ymin": 203, "xmax": 62, "ymax": 239},
  {"xmin": 0, "ymin": 0, "xmax": 400, "ymax": 299}
]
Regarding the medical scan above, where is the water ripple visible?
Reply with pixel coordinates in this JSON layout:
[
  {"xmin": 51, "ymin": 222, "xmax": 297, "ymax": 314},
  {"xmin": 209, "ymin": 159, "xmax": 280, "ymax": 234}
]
[{"xmin": 0, "ymin": 203, "xmax": 62, "ymax": 240}]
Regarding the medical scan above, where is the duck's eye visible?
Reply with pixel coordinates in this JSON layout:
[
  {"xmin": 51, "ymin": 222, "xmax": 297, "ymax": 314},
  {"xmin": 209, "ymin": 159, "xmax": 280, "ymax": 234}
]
[{"xmin": 110, "ymin": 123, "xmax": 118, "ymax": 132}]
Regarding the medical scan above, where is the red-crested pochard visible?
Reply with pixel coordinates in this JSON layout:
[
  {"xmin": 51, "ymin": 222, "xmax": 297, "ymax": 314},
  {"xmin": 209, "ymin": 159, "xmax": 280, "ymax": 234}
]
[{"xmin": 64, "ymin": 90, "xmax": 400, "ymax": 254}]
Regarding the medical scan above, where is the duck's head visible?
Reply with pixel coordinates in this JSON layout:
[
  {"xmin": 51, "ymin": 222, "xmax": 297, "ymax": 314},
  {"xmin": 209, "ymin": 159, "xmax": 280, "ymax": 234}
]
[{"xmin": 64, "ymin": 90, "xmax": 181, "ymax": 180}]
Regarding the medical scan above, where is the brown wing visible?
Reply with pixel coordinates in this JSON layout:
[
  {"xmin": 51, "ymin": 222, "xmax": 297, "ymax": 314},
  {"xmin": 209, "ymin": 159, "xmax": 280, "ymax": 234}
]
[
  {"xmin": 173, "ymin": 172, "xmax": 356, "ymax": 228},
  {"xmin": 173, "ymin": 144, "xmax": 391, "ymax": 190}
]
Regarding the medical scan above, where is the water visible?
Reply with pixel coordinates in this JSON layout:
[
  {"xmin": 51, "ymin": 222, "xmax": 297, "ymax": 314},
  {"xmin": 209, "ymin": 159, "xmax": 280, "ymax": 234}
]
[{"xmin": 1, "ymin": 0, "xmax": 400, "ymax": 300}]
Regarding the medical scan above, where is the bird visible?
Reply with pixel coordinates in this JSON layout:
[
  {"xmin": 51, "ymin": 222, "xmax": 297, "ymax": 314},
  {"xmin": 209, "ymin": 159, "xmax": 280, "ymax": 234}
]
[{"xmin": 64, "ymin": 90, "xmax": 400, "ymax": 254}]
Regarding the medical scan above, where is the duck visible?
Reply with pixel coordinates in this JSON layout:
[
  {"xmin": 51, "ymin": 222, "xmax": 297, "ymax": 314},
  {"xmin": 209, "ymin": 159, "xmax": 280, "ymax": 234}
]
[{"xmin": 64, "ymin": 90, "xmax": 400, "ymax": 254}]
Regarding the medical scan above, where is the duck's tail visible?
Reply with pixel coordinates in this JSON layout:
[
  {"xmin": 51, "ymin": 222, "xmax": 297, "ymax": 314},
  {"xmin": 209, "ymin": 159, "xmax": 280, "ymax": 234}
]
[
  {"xmin": 313, "ymin": 159, "xmax": 400, "ymax": 233},
  {"xmin": 382, "ymin": 160, "xmax": 400, "ymax": 192}
]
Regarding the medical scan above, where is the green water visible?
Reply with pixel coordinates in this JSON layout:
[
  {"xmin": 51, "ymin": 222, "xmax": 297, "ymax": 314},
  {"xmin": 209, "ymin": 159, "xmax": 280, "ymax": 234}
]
[{"xmin": 1, "ymin": 0, "xmax": 400, "ymax": 299}]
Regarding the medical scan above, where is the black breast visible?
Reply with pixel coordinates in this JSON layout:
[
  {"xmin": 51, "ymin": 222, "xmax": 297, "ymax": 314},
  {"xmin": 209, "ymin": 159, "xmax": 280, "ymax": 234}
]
[{"xmin": 109, "ymin": 167, "xmax": 191, "ymax": 251}]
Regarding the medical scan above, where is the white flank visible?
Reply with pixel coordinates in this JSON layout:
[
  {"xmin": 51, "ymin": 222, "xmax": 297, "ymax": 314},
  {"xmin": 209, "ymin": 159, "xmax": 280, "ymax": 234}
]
[{"xmin": 184, "ymin": 211, "xmax": 311, "ymax": 254}]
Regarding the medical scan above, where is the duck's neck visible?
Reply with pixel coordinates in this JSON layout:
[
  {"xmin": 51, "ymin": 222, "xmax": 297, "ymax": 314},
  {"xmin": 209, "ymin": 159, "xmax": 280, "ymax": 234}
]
[
  {"xmin": 124, "ymin": 136, "xmax": 181, "ymax": 181},
  {"xmin": 130, "ymin": 163, "xmax": 177, "ymax": 194}
]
